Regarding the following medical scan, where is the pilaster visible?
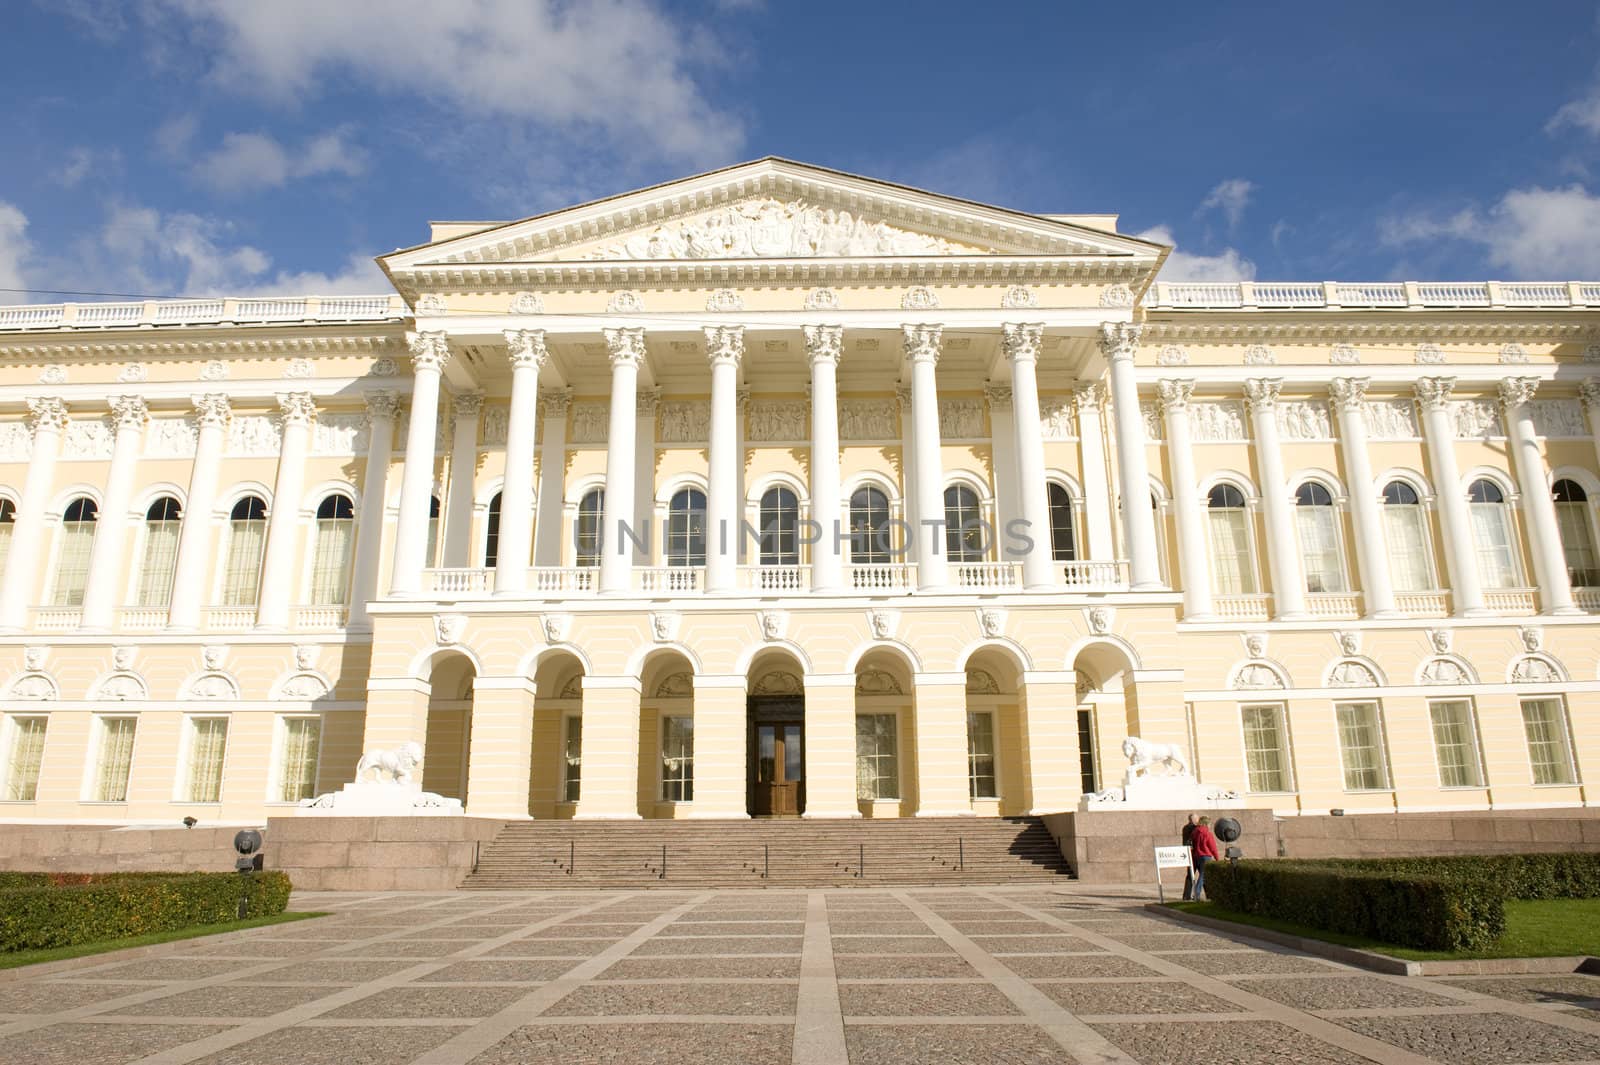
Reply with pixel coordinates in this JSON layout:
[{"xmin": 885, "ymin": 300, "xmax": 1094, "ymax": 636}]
[
  {"xmin": 912, "ymin": 673, "xmax": 972, "ymax": 817},
  {"xmin": 802, "ymin": 674, "xmax": 861, "ymax": 818},
  {"xmin": 574, "ymin": 675, "xmax": 644, "ymax": 819},
  {"xmin": 687, "ymin": 676, "xmax": 749, "ymax": 818},
  {"xmin": 463, "ymin": 678, "xmax": 536, "ymax": 818}
]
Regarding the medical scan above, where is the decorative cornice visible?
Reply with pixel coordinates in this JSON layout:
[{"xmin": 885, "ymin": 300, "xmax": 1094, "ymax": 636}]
[
  {"xmin": 803, "ymin": 324, "xmax": 843, "ymax": 366},
  {"xmin": 109, "ymin": 395, "xmax": 149, "ymax": 433},
  {"xmin": 406, "ymin": 331, "xmax": 451, "ymax": 373},
  {"xmin": 26, "ymin": 397, "xmax": 69, "ymax": 434},
  {"xmin": 1000, "ymin": 322, "xmax": 1044, "ymax": 364},
  {"xmin": 1097, "ymin": 321, "xmax": 1142, "ymax": 363},
  {"xmin": 1414, "ymin": 376, "xmax": 1455, "ymax": 412},
  {"xmin": 704, "ymin": 325, "xmax": 744, "ymax": 367},
  {"xmin": 1498, "ymin": 376, "xmax": 1539, "ymax": 409},
  {"xmin": 1155, "ymin": 379, "xmax": 1194, "ymax": 415},
  {"xmin": 1242, "ymin": 378, "xmax": 1282, "ymax": 414},
  {"xmin": 1141, "ymin": 320, "xmax": 1600, "ymax": 343},
  {"xmin": 603, "ymin": 327, "xmax": 646, "ymax": 368},
  {"xmin": 503, "ymin": 328, "xmax": 548, "ymax": 370},
  {"xmin": 902, "ymin": 323, "xmax": 943, "ymax": 365},
  {"xmin": 0, "ymin": 332, "xmax": 404, "ymax": 360},
  {"xmin": 1327, "ymin": 377, "xmax": 1369, "ymax": 414}
]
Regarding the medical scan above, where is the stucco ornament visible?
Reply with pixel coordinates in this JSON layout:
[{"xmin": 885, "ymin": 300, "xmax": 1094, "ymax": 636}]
[
  {"xmin": 901, "ymin": 286, "xmax": 939, "ymax": 310},
  {"xmin": 1426, "ymin": 629, "xmax": 1452, "ymax": 655},
  {"xmin": 803, "ymin": 287, "xmax": 840, "ymax": 310},
  {"xmin": 607, "ymin": 290, "xmax": 645, "ymax": 313},
  {"xmin": 1511, "ymin": 655, "xmax": 1563, "ymax": 684},
  {"xmin": 111, "ymin": 646, "xmax": 136, "ymax": 671},
  {"xmin": 283, "ymin": 357, "xmax": 314, "ymax": 379},
  {"xmin": 187, "ymin": 672, "xmax": 240, "ymax": 700},
  {"xmin": 855, "ymin": 668, "xmax": 903, "ymax": 695},
  {"xmin": 414, "ymin": 294, "xmax": 446, "ymax": 315},
  {"xmin": 23, "ymin": 646, "xmax": 47, "ymax": 671},
  {"xmin": 201, "ymin": 359, "xmax": 229, "ymax": 381},
  {"xmin": 434, "ymin": 615, "xmax": 467, "ymax": 645},
  {"xmin": 1329, "ymin": 343, "xmax": 1360, "ymax": 365},
  {"xmin": 1085, "ymin": 606, "xmax": 1112, "ymax": 635},
  {"xmin": 1334, "ymin": 630, "xmax": 1360, "ymax": 656},
  {"xmin": 293, "ymin": 645, "xmax": 318, "ymax": 671},
  {"xmin": 705, "ymin": 288, "xmax": 744, "ymax": 312},
  {"xmin": 1329, "ymin": 660, "xmax": 1379, "ymax": 687},
  {"xmin": 650, "ymin": 612, "xmax": 680, "ymax": 643},
  {"xmin": 1001, "ymin": 285, "xmax": 1037, "ymax": 309},
  {"xmin": 1585, "ymin": 344, "xmax": 1600, "ymax": 364},
  {"xmin": 1233, "ymin": 663, "xmax": 1285, "ymax": 690},
  {"xmin": 1243, "ymin": 344, "xmax": 1276, "ymax": 366},
  {"xmin": 1415, "ymin": 343, "xmax": 1445, "ymax": 365},
  {"xmin": 1244, "ymin": 633, "xmax": 1268, "ymax": 659},
  {"xmin": 867, "ymin": 609, "xmax": 896, "ymax": 640},
  {"xmin": 977, "ymin": 608, "xmax": 1005, "ymax": 638},
  {"xmin": 201, "ymin": 645, "xmax": 226, "ymax": 671},
  {"xmin": 1098, "ymin": 284, "xmax": 1135, "ymax": 308},
  {"xmin": 118, "ymin": 363, "xmax": 148, "ymax": 383},
  {"xmin": 278, "ymin": 672, "xmax": 331, "ymax": 700},
  {"xmin": 39, "ymin": 364, "xmax": 67, "ymax": 384},
  {"xmin": 1499, "ymin": 343, "xmax": 1530, "ymax": 365},
  {"xmin": 1518, "ymin": 626, "xmax": 1543, "ymax": 653},
  {"xmin": 1156, "ymin": 345, "xmax": 1189, "ymax": 367},
  {"xmin": 8, "ymin": 673, "xmax": 58, "ymax": 700},
  {"xmin": 542, "ymin": 614, "xmax": 572, "ymax": 643},
  {"xmin": 1421, "ymin": 658, "xmax": 1471, "ymax": 685},
  {"xmin": 509, "ymin": 291, "xmax": 544, "ymax": 314},
  {"xmin": 759, "ymin": 610, "xmax": 787, "ymax": 641},
  {"xmin": 94, "ymin": 672, "xmax": 148, "ymax": 701},
  {"xmin": 368, "ymin": 357, "xmax": 397, "ymax": 377}
]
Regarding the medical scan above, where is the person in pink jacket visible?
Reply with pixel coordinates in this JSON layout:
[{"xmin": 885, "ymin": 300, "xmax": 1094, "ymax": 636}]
[{"xmin": 1189, "ymin": 816, "xmax": 1220, "ymax": 900}]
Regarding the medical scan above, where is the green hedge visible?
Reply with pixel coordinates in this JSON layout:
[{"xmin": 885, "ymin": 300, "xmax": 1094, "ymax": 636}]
[
  {"xmin": 1292, "ymin": 854, "xmax": 1600, "ymax": 900},
  {"xmin": 1203, "ymin": 862, "xmax": 1504, "ymax": 951},
  {"xmin": 0, "ymin": 872, "xmax": 292, "ymax": 952}
]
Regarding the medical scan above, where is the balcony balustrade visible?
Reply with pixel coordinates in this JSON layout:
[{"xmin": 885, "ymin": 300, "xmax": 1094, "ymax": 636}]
[
  {"xmin": 1059, "ymin": 559, "xmax": 1129, "ymax": 590},
  {"xmin": 1394, "ymin": 591, "xmax": 1450, "ymax": 617},
  {"xmin": 1305, "ymin": 592, "xmax": 1362, "ymax": 618},
  {"xmin": 32, "ymin": 608, "xmax": 82, "ymax": 632},
  {"xmin": 117, "ymin": 607, "xmax": 169, "ymax": 632},
  {"xmin": 1573, "ymin": 587, "xmax": 1600, "ymax": 612},
  {"xmin": 204, "ymin": 607, "xmax": 257, "ymax": 631},
  {"xmin": 1482, "ymin": 588, "xmax": 1538, "ymax": 616},
  {"xmin": 1147, "ymin": 280, "xmax": 1598, "ymax": 310},
  {"xmin": 845, "ymin": 563, "xmax": 916, "ymax": 593},
  {"xmin": 293, "ymin": 606, "xmax": 348, "ymax": 630},
  {"xmin": 0, "ymin": 294, "xmax": 406, "ymax": 332},
  {"xmin": 1213, "ymin": 594, "xmax": 1271, "ymax": 621},
  {"xmin": 741, "ymin": 565, "xmax": 809, "ymax": 593},
  {"xmin": 953, "ymin": 562, "xmax": 1021, "ymax": 590}
]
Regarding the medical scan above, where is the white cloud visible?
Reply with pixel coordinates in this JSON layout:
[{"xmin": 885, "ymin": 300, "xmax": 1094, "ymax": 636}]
[
  {"xmin": 1379, "ymin": 183, "xmax": 1600, "ymax": 278},
  {"xmin": 247, "ymin": 252, "xmax": 387, "ymax": 296},
  {"xmin": 1198, "ymin": 178, "xmax": 1256, "ymax": 229},
  {"xmin": 152, "ymin": 0, "xmax": 744, "ymax": 163},
  {"xmin": 1549, "ymin": 89, "xmax": 1600, "ymax": 137},
  {"xmin": 1137, "ymin": 224, "xmax": 1256, "ymax": 282},
  {"xmin": 192, "ymin": 129, "xmax": 368, "ymax": 194},
  {"xmin": 154, "ymin": 114, "xmax": 198, "ymax": 159},
  {"xmin": 0, "ymin": 202, "xmax": 34, "ymax": 301}
]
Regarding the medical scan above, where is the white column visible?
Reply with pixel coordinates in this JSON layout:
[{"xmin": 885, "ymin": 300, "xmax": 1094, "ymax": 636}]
[
  {"xmin": 1100, "ymin": 323, "xmax": 1161, "ymax": 589},
  {"xmin": 986, "ymin": 383, "xmax": 1019, "ymax": 563},
  {"xmin": 533, "ymin": 390, "xmax": 570, "ymax": 567},
  {"xmin": 348, "ymin": 391, "xmax": 397, "ymax": 629},
  {"xmin": 1416, "ymin": 376, "xmax": 1487, "ymax": 616},
  {"xmin": 441, "ymin": 391, "xmax": 482, "ymax": 568},
  {"xmin": 0, "ymin": 399, "xmax": 68, "ymax": 631},
  {"xmin": 1156, "ymin": 380, "xmax": 1214, "ymax": 620},
  {"xmin": 599, "ymin": 327, "xmax": 643, "ymax": 594},
  {"xmin": 633, "ymin": 389, "xmax": 659, "ymax": 555},
  {"xmin": 896, "ymin": 383, "xmax": 917, "ymax": 557},
  {"xmin": 79, "ymin": 397, "xmax": 149, "ymax": 630},
  {"xmin": 1582, "ymin": 381, "xmax": 1600, "ymax": 473},
  {"xmin": 805, "ymin": 325, "xmax": 844, "ymax": 592},
  {"xmin": 390, "ymin": 331, "xmax": 450, "ymax": 597},
  {"xmin": 1329, "ymin": 378, "xmax": 1398, "ymax": 618},
  {"xmin": 166, "ymin": 395, "xmax": 231, "ymax": 631},
  {"xmin": 1243, "ymin": 379, "xmax": 1308, "ymax": 619},
  {"xmin": 255, "ymin": 392, "xmax": 316, "ymax": 628},
  {"xmin": 1501, "ymin": 378, "xmax": 1579, "ymax": 615},
  {"xmin": 1003, "ymin": 323, "xmax": 1054, "ymax": 590},
  {"xmin": 904, "ymin": 324, "xmax": 950, "ymax": 590},
  {"xmin": 705, "ymin": 325, "xmax": 743, "ymax": 593},
  {"xmin": 494, "ymin": 330, "xmax": 546, "ymax": 594},
  {"xmin": 1074, "ymin": 384, "xmax": 1116, "ymax": 562}
]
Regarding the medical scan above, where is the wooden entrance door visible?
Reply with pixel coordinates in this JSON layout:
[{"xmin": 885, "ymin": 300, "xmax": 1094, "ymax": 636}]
[{"xmin": 752, "ymin": 720, "xmax": 804, "ymax": 816}]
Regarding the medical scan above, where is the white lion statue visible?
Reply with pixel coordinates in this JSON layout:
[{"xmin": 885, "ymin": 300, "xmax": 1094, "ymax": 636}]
[
  {"xmin": 356, "ymin": 741, "xmax": 423, "ymax": 787},
  {"xmin": 1122, "ymin": 736, "xmax": 1188, "ymax": 779}
]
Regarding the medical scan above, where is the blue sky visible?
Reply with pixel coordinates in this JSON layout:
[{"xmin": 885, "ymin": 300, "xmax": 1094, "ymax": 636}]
[{"xmin": 3, "ymin": 0, "xmax": 1600, "ymax": 303}]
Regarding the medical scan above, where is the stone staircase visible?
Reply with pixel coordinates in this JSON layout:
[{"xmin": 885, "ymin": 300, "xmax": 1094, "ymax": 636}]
[{"xmin": 459, "ymin": 816, "xmax": 1073, "ymax": 888}]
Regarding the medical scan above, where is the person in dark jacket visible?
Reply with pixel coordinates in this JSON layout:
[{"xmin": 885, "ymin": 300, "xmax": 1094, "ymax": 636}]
[
  {"xmin": 1180, "ymin": 814, "xmax": 1199, "ymax": 900},
  {"xmin": 1190, "ymin": 816, "xmax": 1221, "ymax": 899}
]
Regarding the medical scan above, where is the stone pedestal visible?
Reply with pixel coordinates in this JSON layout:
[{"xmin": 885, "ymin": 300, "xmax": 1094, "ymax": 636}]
[
  {"xmin": 1047, "ymin": 807, "xmax": 1276, "ymax": 884},
  {"xmin": 298, "ymin": 779, "xmax": 463, "ymax": 816}
]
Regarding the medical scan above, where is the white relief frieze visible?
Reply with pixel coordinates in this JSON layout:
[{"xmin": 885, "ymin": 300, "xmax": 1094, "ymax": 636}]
[
  {"xmin": 1038, "ymin": 396, "xmax": 1077, "ymax": 441},
  {"xmin": 227, "ymin": 415, "xmax": 283, "ymax": 456},
  {"xmin": 480, "ymin": 405, "xmax": 509, "ymax": 447},
  {"xmin": 938, "ymin": 398, "xmax": 984, "ymax": 439},
  {"xmin": 1450, "ymin": 399, "xmax": 1503, "ymax": 440},
  {"xmin": 839, "ymin": 399, "xmax": 897, "ymax": 441},
  {"xmin": 747, "ymin": 400, "xmax": 807, "ymax": 442},
  {"xmin": 1530, "ymin": 399, "xmax": 1588, "ymax": 438},
  {"xmin": 392, "ymin": 411, "xmax": 447, "ymax": 453},
  {"xmin": 0, "ymin": 422, "xmax": 33, "ymax": 462},
  {"xmin": 1188, "ymin": 401, "xmax": 1247, "ymax": 442},
  {"xmin": 1276, "ymin": 401, "xmax": 1333, "ymax": 441},
  {"xmin": 313, "ymin": 413, "xmax": 369, "ymax": 456},
  {"xmin": 569, "ymin": 402, "xmax": 611, "ymax": 444},
  {"xmin": 580, "ymin": 199, "xmax": 981, "ymax": 260},
  {"xmin": 39, "ymin": 364, "xmax": 66, "ymax": 385},
  {"xmin": 1140, "ymin": 402, "xmax": 1165, "ymax": 442},
  {"xmin": 656, "ymin": 400, "xmax": 710, "ymax": 444},
  {"xmin": 62, "ymin": 419, "xmax": 114, "ymax": 460},
  {"xmin": 144, "ymin": 418, "xmax": 198, "ymax": 458},
  {"xmin": 1364, "ymin": 400, "xmax": 1419, "ymax": 439}
]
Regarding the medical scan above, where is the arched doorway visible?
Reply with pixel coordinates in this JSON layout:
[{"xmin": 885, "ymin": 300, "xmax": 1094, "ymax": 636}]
[
  {"xmin": 529, "ymin": 652, "xmax": 585, "ymax": 819},
  {"xmin": 854, "ymin": 650, "xmax": 916, "ymax": 817},
  {"xmin": 639, "ymin": 651, "xmax": 696, "ymax": 819},
  {"xmin": 963, "ymin": 648, "xmax": 1026, "ymax": 816},
  {"xmin": 747, "ymin": 652, "xmax": 806, "ymax": 816},
  {"xmin": 1069, "ymin": 640, "xmax": 1139, "ymax": 798},
  {"xmin": 421, "ymin": 652, "xmax": 476, "ymax": 804}
]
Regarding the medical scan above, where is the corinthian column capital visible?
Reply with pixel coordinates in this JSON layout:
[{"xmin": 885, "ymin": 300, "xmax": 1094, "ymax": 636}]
[
  {"xmin": 1328, "ymin": 376, "xmax": 1369, "ymax": 414},
  {"xmin": 603, "ymin": 326, "xmax": 646, "ymax": 367},
  {"xmin": 1155, "ymin": 379, "xmax": 1194, "ymax": 415},
  {"xmin": 1580, "ymin": 379, "xmax": 1600, "ymax": 411},
  {"xmin": 277, "ymin": 391, "xmax": 317, "ymax": 427},
  {"xmin": 451, "ymin": 391, "xmax": 485, "ymax": 419},
  {"xmin": 1414, "ymin": 376, "xmax": 1455, "ymax": 412},
  {"xmin": 1001, "ymin": 322, "xmax": 1045, "ymax": 364},
  {"xmin": 25, "ymin": 397, "xmax": 69, "ymax": 435},
  {"xmin": 1096, "ymin": 321, "xmax": 1142, "ymax": 363},
  {"xmin": 1498, "ymin": 376, "xmax": 1539, "ymax": 409},
  {"xmin": 364, "ymin": 390, "xmax": 400, "ymax": 422},
  {"xmin": 983, "ymin": 383, "xmax": 1013, "ymax": 412},
  {"xmin": 193, "ymin": 393, "xmax": 233, "ymax": 429},
  {"xmin": 704, "ymin": 325, "xmax": 744, "ymax": 367},
  {"xmin": 902, "ymin": 323, "xmax": 943, "ymax": 365},
  {"xmin": 406, "ymin": 330, "xmax": 451, "ymax": 373},
  {"xmin": 503, "ymin": 329, "xmax": 548, "ymax": 370},
  {"xmin": 1242, "ymin": 378, "xmax": 1282, "ymax": 414},
  {"xmin": 803, "ymin": 324, "xmax": 843, "ymax": 365},
  {"xmin": 109, "ymin": 396, "xmax": 149, "ymax": 434}
]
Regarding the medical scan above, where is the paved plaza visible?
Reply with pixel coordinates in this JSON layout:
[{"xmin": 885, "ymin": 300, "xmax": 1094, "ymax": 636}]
[{"xmin": 0, "ymin": 886, "xmax": 1598, "ymax": 1065}]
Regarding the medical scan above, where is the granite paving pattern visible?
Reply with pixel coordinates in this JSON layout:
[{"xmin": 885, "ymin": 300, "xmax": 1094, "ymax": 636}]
[{"xmin": 0, "ymin": 885, "xmax": 1595, "ymax": 1065}]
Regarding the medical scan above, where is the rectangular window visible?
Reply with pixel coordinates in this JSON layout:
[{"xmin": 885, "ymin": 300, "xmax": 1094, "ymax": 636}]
[
  {"xmin": 2, "ymin": 715, "xmax": 48, "ymax": 802},
  {"xmin": 855, "ymin": 713, "xmax": 899, "ymax": 800},
  {"xmin": 1076, "ymin": 708, "xmax": 1098, "ymax": 795},
  {"xmin": 967, "ymin": 710, "xmax": 997, "ymax": 799},
  {"xmin": 137, "ymin": 519, "xmax": 182, "ymax": 607},
  {"xmin": 661, "ymin": 716, "xmax": 693, "ymax": 801},
  {"xmin": 276, "ymin": 716, "xmax": 322, "ymax": 802},
  {"xmin": 1296, "ymin": 506, "xmax": 1346, "ymax": 593},
  {"xmin": 561, "ymin": 715, "xmax": 582, "ymax": 804},
  {"xmin": 310, "ymin": 518, "xmax": 354, "ymax": 605},
  {"xmin": 1521, "ymin": 698, "xmax": 1576, "ymax": 786},
  {"xmin": 1554, "ymin": 502, "xmax": 1599, "ymax": 587},
  {"xmin": 1207, "ymin": 509, "xmax": 1256, "ymax": 594},
  {"xmin": 52, "ymin": 521, "xmax": 96, "ymax": 606},
  {"xmin": 1429, "ymin": 700, "xmax": 1484, "ymax": 788},
  {"xmin": 0, "ymin": 519, "xmax": 11, "ymax": 577},
  {"xmin": 1334, "ymin": 702, "xmax": 1388, "ymax": 791},
  {"xmin": 222, "ymin": 519, "xmax": 267, "ymax": 606},
  {"xmin": 90, "ymin": 716, "xmax": 137, "ymax": 802},
  {"xmin": 1469, "ymin": 504, "xmax": 1518, "ymax": 589},
  {"xmin": 1241, "ymin": 704, "xmax": 1291, "ymax": 793},
  {"xmin": 1382, "ymin": 506, "xmax": 1432, "ymax": 592},
  {"xmin": 183, "ymin": 717, "xmax": 229, "ymax": 803}
]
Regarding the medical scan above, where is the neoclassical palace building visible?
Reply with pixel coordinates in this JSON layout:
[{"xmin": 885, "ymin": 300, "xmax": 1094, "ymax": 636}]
[{"xmin": 2, "ymin": 158, "xmax": 1599, "ymax": 828}]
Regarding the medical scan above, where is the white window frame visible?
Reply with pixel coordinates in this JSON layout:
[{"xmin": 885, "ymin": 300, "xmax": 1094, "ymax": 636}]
[
  {"xmin": 49, "ymin": 498, "xmax": 100, "ymax": 607},
  {"xmin": 1238, "ymin": 702, "xmax": 1294, "ymax": 794},
  {"xmin": 1552, "ymin": 483, "xmax": 1600, "ymax": 588},
  {"xmin": 560, "ymin": 710, "xmax": 582, "ymax": 805},
  {"xmin": 82, "ymin": 714, "xmax": 138, "ymax": 803},
  {"xmin": 855, "ymin": 709, "xmax": 903, "ymax": 802},
  {"xmin": 269, "ymin": 713, "xmax": 324, "ymax": 804},
  {"xmin": 1378, "ymin": 477, "xmax": 1440, "ymax": 593},
  {"xmin": 304, "ymin": 492, "xmax": 357, "ymax": 607},
  {"xmin": 1204, "ymin": 482, "xmax": 1261, "ymax": 596},
  {"xmin": 966, "ymin": 707, "xmax": 1000, "ymax": 801},
  {"xmin": 1045, "ymin": 478, "xmax": 1084, "ymax": 563},
  {"xmin": 1465, "ymin": 475, "xmax": 1525, "ymax": 590},
  {"xmin": 176, "ymin": 714, "xmax": 231, "ymax": 804},
  {"xmin": 132, "ymin": 495, "xmax": 184, "ymax": 609},
  {"xmin": 1332, "ymin": 701, "xmax": 1391, "ymax": 792},
  {"xmin": 0, "ymin": 713, "xmax": 49, "ymax": 802},
  {"xmin": 1427, "ymin": 698, "xmax": 1486, "ymax": 789},
  {"xmin": 1519, "ymin": 696, "xmax": 1579, "ymax": 787},
  {"xmin": 215, "ymin": 493, "xmax": 270, "ymax": 607},
  {"xmin": 659, "ymin": 712, "xmax": 694, "ymax": 803},
  {"xmin": 1291, "ymin": 480, "xmax": 1351, "ymax": 594}
]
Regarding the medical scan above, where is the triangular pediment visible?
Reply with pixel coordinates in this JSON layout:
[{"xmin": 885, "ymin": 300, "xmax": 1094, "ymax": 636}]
[{"xmin": 382, "ymin": 158, "xmax": 1164, "ymax": 274}]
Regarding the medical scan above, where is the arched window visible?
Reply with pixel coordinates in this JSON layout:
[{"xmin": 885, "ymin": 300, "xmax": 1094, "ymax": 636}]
[
  {"xmin": 1380, "ymin": 481, "xmax": 1432, "ymax": 592},
  {"xmin": 51, "ymin": 497, "xmax": 98, "ymax": 606},
  {"xmin": 575, "ymin": 488, "xmax": 604, "ymax": 567},
  {"xmin": 0, "ymin": 497, "xmax": 15, "ymax": 577},
  {"xmin": 222, "ymin": 496, "xmax": 268, "ymax": 606},
  {"xmin": 1205, "ymin": 484, "xmax": 1255, "ymax": 594},
  {"xmin": 136, "ymin": 497, "xmax": 182, "ymax": 607},
  {"xmin": 425, "ymin": 496, "xmax": 440, "ymax": 568},
  {"xmin": 667, "ymin": 488, "xmax": 707, "ymax": 567},
  {"xmin": 758, "ymin": 487, "xmax": 800, "ymax": 566},
  {"xmin": 483, "ymin": 493, "xmax": 502, "ymax": 568},
  {"xmin": 848, "ymin": 486, "xmax": 892, "ymax": 565},
  {"xmin": 1048, "ymin": 483, "xmax": 1077, "ymax": 562},
  {"xmin": 309, "ymin": 494, "xmax": 355, "ymax": 605},
  {"xmin": 1467, "ymin": 478, "xmax": 1519, "ymax": 588},
  {"xmin": 1553, "ymin": 479, "xmax": 1599, "ymax": 587},
  {"xmin": 1293, "ymin": 482, "xmax": 1345, "ymax": 593},
  {"xmin": 944, "ymin": 485, "xmax": 986, "ymax": 563}
]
